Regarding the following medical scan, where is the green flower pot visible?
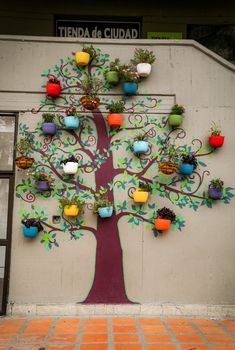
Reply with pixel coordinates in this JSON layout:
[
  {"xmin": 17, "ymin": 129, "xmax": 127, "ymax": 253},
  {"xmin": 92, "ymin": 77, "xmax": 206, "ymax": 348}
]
[
  {"xmin": 106, "ymin": 71, "xmax": 119, "ymax": 85},
  {"xmin": 168, "ymin": 114, "xmax": 183, "ymax": 127}
]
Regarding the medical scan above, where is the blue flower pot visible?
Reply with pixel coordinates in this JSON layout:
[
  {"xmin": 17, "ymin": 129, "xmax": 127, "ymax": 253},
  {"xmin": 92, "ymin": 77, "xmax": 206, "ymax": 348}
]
[
  {"xmin": 42, "ymin": 122, "xmax": 57, "ymax": 135},
  {"xmin": 179, "ymin": 163, "xmax": 194, "ymax": 175},
  {"xmin": 64, "ymin": 116, "xmax": 80, "ymax": 129},
  {"xmin": 36, "ymin": 181, "xmax": 50, "ymax": 191},
  {"xmin": 133, "ymin": 141, "xmax": 148, "ymax": 154},
  {"xmin": 23, "ymin": 226, "xmax": 39, "ymax": 238},
  {"xmin": 122, "ymin": 82, "xmax": 138, "ymax": 96},
  {"xmin": 208, "ymin": 186, "xmax": 223, "ymax": 199},
  {"xmin": 98, "ymin": 207, "xmax": 113, "ymax": 218}
]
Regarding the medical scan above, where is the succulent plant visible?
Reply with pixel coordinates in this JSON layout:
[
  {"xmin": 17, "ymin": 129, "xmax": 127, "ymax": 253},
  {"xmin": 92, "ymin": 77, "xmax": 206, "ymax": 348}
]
[
  {"xmin": 106, "ymin": 100, "xmax": 125, "ymax": 113},
  {"xmin": 209, "ymin": 122, "xmax": 221, "ymax": 136},
  {"xmin": 42, "ymin": 113, "xmax": 55, "ymax": 123},
  {"xmin": 210, "ymin": 178, "xmax": 224, "ymax": 190},
  {"xmin": 60, "ymin": 155, "xmax": 79, "ymax": 165},
  {"xmin": 131, "ymin": 48, "xmax": 156, "ymax": 65},
  {"xmin": 156, "ymin": 207, "xmax": 176, "ymax": 222},
  {"xmin": 181, "ymin": 154, "xmax": 198, "ymax": 169},
  {"xmin": 171, "ymin": 104, "xmax": 185, "ymax": 115}
]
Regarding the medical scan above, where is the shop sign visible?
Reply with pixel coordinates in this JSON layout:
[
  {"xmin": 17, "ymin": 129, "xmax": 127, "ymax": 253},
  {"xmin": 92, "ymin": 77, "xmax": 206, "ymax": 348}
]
[{"xmin": 147, "ymin": 32, "xmax": 183, "ymax": 39}]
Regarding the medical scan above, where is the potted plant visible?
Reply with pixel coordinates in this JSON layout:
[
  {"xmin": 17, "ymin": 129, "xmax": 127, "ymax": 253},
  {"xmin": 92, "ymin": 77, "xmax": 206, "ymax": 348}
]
[
  {"xmin": 21, "ymin": 218, "xmax": 43, "ymax": 238},
  {"xmin": 80, "ymin": 76, "xmax": 102, "ymax": 110},
  {"xmin": 75, "ymin": 44, "xmax": 95, "ymax": 66},
  {"xmin": 93, "ymin": 197, "xmax": 113, "ymax": 218},
  {"xmin": 155, "ymin": 207, "xmax": 176, "ymax": 231},
  {"xmin": 168, "ymin": 104, "xmax": 185, "ymax": 127},
  {"xmin": 64, "ymin": 106, "xmax": 80, "ymax": 129},
  {"xmin": 46, "ymin": 76, "xmax": 61, "ymax": 98},
  {"xmin": 120, "ymin": 65, "xmax": 140, "ymax": 96},
  {"xmin": 208, "ymin": 178, "xmax": 224, "ymax": 199},
  {"xmin": 15, "ymin": 136, "xmax": 34, "ymax": 169},
  {"xmin": 179, "ymin": 153, "xmax": 198, "ymax": 175},
  {"xmin": 208, "ymin": 122, "xmax": 225, "ymax": 148},
  {"xmin": 29, "ymin": 170, "xmax": 55, "ymax": 191},
  {"xmin": 133, "ymin": 132, "xmax": 149, "ymax": 154},
  {"xmin": 106, "ymin": 100, "xmax": 125, "ymax": 128},
  {"xmin": 59, "ymin": 195, "xmax": 85, "ymax": 217},
  {"xmin": 105, "ymin": 58, "xmax": 123, "ymax": 85},
  {"xmin": 133, "ymin": 181, "xmax": 152, "ymax": 203},
  {"xmin": 42, "ymin": 113, "xmax": 57, "ymax": 135},
  {"xmin": 159, "ymin": 141, "xmax": 180, "ymax": 175},
  {"xmin": 60, "ymin": 155, "xmax": 79, "ymax": 175},
  {"xmin": 131, "ymin": 48, "xmax": 156, "ymax": 77}
]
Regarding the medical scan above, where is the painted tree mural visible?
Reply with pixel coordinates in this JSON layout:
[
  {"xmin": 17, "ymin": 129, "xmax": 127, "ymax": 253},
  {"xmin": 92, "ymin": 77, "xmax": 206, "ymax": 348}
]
[{"xmin": 16, "ymin": 47, "xmax": 234, "ymax": 303}]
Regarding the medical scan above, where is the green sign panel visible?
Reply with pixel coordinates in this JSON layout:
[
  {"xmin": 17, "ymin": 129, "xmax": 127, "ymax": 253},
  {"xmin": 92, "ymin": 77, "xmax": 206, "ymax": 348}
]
[{"xmin": 147, "ymin": 32, "xmax": 183, "ymax": 39}]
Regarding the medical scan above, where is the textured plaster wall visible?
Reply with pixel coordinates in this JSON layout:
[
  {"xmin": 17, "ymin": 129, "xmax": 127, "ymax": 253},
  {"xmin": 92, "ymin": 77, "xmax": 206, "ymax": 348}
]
[{"xmin": 0, "ymin": 37, "xmax": 234, "ymax": 306}]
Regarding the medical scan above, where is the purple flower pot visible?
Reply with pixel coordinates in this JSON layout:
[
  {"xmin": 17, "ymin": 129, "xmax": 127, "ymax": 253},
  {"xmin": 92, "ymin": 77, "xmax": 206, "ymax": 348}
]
[
  {"xmin": 36, "ymin": 181, "xmax": 49, "ymax": 191},
  {"xmin": 208, "ymin": 185, "xmax": 223, "ymax": 199},
  {"xmin": 42, "ymin": 122, "xmax": 57, "ymax": 135}
]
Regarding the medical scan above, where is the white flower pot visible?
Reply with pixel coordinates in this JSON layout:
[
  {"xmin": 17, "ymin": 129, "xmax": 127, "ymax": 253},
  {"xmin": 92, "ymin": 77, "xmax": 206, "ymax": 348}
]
[
  {"xmin": 63, "ymin": 162, "xmax": 78, "ymax": 174},
  {"xmin": 136, "ymin": 63, "xmax": 152, "ymax": 77}
]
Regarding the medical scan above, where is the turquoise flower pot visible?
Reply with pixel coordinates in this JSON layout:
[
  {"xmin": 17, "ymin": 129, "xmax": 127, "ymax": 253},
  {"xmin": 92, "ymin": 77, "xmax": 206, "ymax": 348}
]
[
  {"xmin": 179, "ymin": 163, "xmax": 194, "ymax": 175},
  {"xmin": 133, "ymin": 141, "xmax": 148, "ymax": 154},
  {"xmin": 98, "ymin": 207, "xmax": 113, "ymax": 218},
  {"xmin": 64, "ymin": 116, "xmax": 80, "ymax": 129},
  {"xmin": 23, "ymin": 226, "xmax": 39, "ymax": 238},
  {"xmin": 122, "ymin": 82, "xmax": 138, "ymax": 96}
]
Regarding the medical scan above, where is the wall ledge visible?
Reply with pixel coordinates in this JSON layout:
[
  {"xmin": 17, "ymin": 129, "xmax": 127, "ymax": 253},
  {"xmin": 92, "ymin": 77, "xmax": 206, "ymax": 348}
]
[{"xmin": 7, "ymin": 303, "xmax": 235, "ymax": 318}]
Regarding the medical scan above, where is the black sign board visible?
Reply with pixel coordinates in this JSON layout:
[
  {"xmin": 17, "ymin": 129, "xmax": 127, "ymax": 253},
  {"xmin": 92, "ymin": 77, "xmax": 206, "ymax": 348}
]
[{"xmin": 55, "ymin": 17, "xmax": 141, "ymax": 39}]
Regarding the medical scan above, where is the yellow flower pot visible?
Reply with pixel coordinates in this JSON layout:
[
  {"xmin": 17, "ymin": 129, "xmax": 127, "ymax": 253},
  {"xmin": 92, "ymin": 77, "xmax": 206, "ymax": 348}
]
[
  {"xmin": 64, "ymin": 205, "xmax": 79, "ymax": 217},
  {"xmin": 133, "ymin": 189, "xmax": 149, "ymax": 203},
  {"xmin": 75, "ymin": 52, "xmax": 90, "ymax": 66}
]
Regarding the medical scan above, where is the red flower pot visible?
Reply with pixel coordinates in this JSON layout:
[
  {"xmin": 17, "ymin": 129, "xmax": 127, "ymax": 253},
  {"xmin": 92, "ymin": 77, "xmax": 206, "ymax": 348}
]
[
  {"xmin": 46, "ymin": 82, "xmax": 61, "ymax": 98},
  {"xmin": 155, "ymin": 218, "xmax": 171, "ymax": 231},
  {"xmin": 209, "ymin": 136, "xmax": 224, "ymax": 148},
  {"xmin": 108, "ymin": 114, "xmax": 123, "ymax": 128}
]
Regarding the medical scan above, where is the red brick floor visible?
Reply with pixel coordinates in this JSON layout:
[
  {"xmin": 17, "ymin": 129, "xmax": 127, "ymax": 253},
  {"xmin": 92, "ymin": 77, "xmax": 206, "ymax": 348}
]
[{"xmin": 0, "ymin": 317, "xmax": 234, "ymax": 349}]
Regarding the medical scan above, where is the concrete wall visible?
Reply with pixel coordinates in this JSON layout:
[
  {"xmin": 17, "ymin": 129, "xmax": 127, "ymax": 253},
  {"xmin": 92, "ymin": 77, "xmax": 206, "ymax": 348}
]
[{"xmin": 0, "ymin": 36, "xmax": 235, "ymax": 316}]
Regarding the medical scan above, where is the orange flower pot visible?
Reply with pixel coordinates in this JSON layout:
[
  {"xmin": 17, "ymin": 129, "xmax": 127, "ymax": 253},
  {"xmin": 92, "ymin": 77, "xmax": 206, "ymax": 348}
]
[
  {"xmin": 64, "ymin": 205, "xmax": 79, "ymax": 217},
  {"xmin": 15, "ymin": 156, "xmax": 34, "ymax": 169},
  {"xmin": 75, "ymin": 52, "xmax": 90, "ymax": 66},
  {"xmin": 133, "ymin": 190, "xmax": 149, "ymax": 203},
  {"xmin": 155, "ymin": 218, "xmax": 171, "ymax": 231},
  {"xmin": 108, "ymin": 114, "xmax": 123, "ymax": 128}
]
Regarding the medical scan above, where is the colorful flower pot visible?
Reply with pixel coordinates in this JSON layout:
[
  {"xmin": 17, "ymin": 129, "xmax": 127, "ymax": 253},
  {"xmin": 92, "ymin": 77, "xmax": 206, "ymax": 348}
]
[
  {"xmin": 168, "ymin": 114, "xmax": 183, "ymax": 127},
  {"xmin": 133, "ymin": 190, "xmax": 149, "ymax": 203},
  {"xmin": 133, "ymin": 141, "xmax": 148, "ymax": 154},
  {"xmin": 122, "ymin": 82, "xmax": 138, "ymax": 96},
  {"xmin": 36, "ymin": 181, "xmax": 50, "ymax": 191},
  {"xmin": 208, "ymin": 185, "xmax": 223, "ymax": 199},
  {"xmin": 63, "ymin": 162, "xmax": 79, "ymax": 175},
  {"xmin": 23, "ymin": 226, "xmax": 39, "ymax": 238},
  {"xmin": 108, "ymin": 114, "xmax": 123, "ymax": 128},
  {"xmin": 159, "ymin": 161, "xmax": 178, "ymax": 175},
  {"xmin": 179, "ymin": 163, "xmax": 194, "ymax": 175},
  {"xmin": 64, "ymin": 205, "xmax": 79, "ymax": 217},
  {"xmin": 106, "ymin": 71, "xmax": 119, "ymax": 85},
  {"xmin": 155, "ymin": 218, "xmax": 171, "ymax": 231},
  {"xmin": 42, "ymin": 122, "xmax": 57, "ymax": 135},
  {"xmin": 46, "ymin": 82, "xmax": 61, "ymax": 98},
  {"xmin": 136, "ymin": 63, "xmax": 151, "ymax": 77},
  {"xmin": 80, "ymin": 96, "xmax": 100, "ymax": 110},
  {"xmin": 15, "ymin": 156, "xmax": 34, "ymax": 169},
  {"xmin": 64, "ymin": 116, "xmax": 80, "ymax": 129},
  {"xmin": 98, "ymin": 206, "xmax": 113, "ymax": 218},
  {"xmin": 209, "ymin": 136, "xmax": 225, "ymax": 148},
  {"xmin": 75, "ymin": 52, "xmax": 90, "ymax": 66}
]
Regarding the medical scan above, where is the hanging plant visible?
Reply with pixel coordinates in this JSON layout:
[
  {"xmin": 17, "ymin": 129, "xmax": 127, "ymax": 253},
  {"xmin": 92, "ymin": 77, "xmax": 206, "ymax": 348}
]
[
  {"xmin": 155, "ymin": 207, "xmax": 176, "ymax": 231},
  {"xmin": 208, "ymin": 178, "xmax": 224, "ymax": 199},
  {"xmin": 42, "ymin": 113, "xmax": 57, "ymax": 135},
  {"xmin": 168, "ymin": 104, "xmax": 185, "ymax": 127},
  {"xmin": 106, "ymin": 100, "xmax": 125, "ymax": 128},
  {"xmin": 21, "ymin": 218, "xmax": 43, "ymax": 238},
  {"xmin": 64, "ymin": 106, "xmax": 80, "ymax": 129},
  {"xmin": 159, "ymin": 140, "xmax": 180, "ymax": 175},
  {"xmin": 28, "ymin": 170, "xmax": 55, "ymax": 191},
  {"xmin": 209, "ymin": 122, "xmax": 225, "ymax": 148},
  {"xmin": 179, "ymin": 153, "xmax": 198, "ymax": 175},
  {"xmin": 59, "ymin": 195, "xmax": 85, "ymax": 217},
  {"xmin": 133, "ymin": 132, "xmax": 149, "ymax": 154},
  {"xmin": 60, "ymin": 155, "xmax": 79, "ymax": 175},
  {"xmin": 80, "ymin": 76, "xmax": 102, "ymax": 110},
  {"xmin": 15, "ymin": 135, "xmax": 34, "ymax": 169},
  {"xmin": 120, "ymin": 64, "xmax": 140, "ymax": 96},
  {"xmin": 46, "ymin": 76, "xmax": 61, "ymax": 98},
  {"xmin": 105, "ymin": 58, "xmax": 124, "ymax": 85},
  {"xmin": 131, "ymin": 48, "xmax": 156, "ymax": 77},
  {"xmin": 93, "ymin": 197, "xmax": 114, "ymax": 218},
  {"xmin": 75, "ymin": 44, "xmax": 96, "ymax": 66},
  {"xmin": 133, "ymin": 181, "xmax": 152, "ymax": 203}
]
